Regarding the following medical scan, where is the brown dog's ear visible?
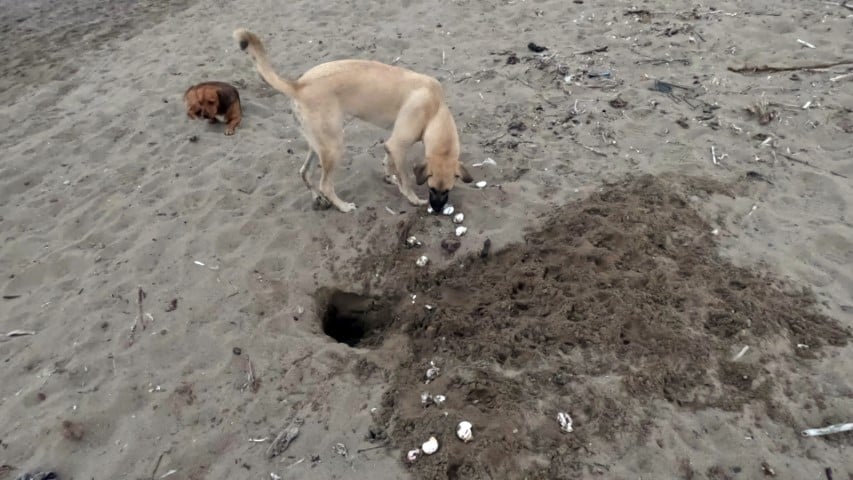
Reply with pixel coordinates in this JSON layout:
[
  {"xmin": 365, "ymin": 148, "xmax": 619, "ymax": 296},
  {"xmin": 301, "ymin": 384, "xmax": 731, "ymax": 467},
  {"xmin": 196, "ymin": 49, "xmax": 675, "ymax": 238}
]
[
  {"xmin": 184, "ymin": 88, "xmax": 198, "ymax": 118},
  {"xmin": 456, "ymin": 163, "xmax": 474, "ymax": 183},
  {"xmin": 413, "ymin": 163, "xmax": 429, "ymax": 186},
  {"xmin": 203, "ymin": 87, "xmax": 220, "ymax": 106}
]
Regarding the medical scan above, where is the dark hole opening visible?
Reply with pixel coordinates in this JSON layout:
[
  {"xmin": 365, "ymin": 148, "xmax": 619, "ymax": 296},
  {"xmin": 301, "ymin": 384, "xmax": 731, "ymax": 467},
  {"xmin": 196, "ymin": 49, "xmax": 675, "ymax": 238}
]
[{"xmin": 316, "ymin": 288, "xmax": 395, "ymax": 348}]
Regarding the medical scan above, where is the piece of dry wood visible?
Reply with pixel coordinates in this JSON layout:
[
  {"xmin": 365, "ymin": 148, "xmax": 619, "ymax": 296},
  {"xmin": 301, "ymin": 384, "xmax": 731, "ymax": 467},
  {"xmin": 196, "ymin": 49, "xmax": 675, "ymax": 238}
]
[
  {"xmin": 775, "ymin": 151, "xmax": 848, "ymax": 179},
  {"xmin": 267, "ymin": 423, "xmax": 301, "ymax": 458},
  {"xmin": 575, "ymin": 45, "xmax": 609, "ymax": 55},
  {"xmin": 830, "ymin": 71, "xmax": 853, "ymax": 82},
  {"xmin": 728, "ymin": 60, "xmax": 853, "ymax": 74}
]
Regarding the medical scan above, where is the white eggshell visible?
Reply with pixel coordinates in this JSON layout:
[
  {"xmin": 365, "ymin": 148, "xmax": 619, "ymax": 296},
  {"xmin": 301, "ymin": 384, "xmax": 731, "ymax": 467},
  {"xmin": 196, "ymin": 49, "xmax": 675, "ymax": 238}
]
[
  {"xmin": 421, "ymin": 436, "xmax": 439, "ymax": 455},
  {"xmin": 456, "ymin": 421, "xmax": 473, "ymax": 443}
]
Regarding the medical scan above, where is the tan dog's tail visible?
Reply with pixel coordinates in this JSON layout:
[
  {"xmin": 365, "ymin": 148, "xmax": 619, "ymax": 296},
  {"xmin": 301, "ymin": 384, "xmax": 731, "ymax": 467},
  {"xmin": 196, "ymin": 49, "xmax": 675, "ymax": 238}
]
[{"xmin": 233, "ymin": 28, "xmax": 298, "ymax": 98}]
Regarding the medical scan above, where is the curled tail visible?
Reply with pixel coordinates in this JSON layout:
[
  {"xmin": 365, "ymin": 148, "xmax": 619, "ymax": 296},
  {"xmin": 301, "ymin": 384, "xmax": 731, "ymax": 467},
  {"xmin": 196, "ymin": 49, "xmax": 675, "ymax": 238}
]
[{"xmin": 233, "ymin": 28, "xmax": 298, "ymax": 98}]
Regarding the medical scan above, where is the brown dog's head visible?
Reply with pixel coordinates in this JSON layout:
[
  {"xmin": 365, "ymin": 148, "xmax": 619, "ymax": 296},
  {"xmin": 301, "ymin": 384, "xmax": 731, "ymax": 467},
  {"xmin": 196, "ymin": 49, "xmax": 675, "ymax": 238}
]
[
  {"xmin": 184, "ymin": 85, "xmax": 220, "ymax": 120},
  {"xmin": 414, "ymin": 156, "xmax": 473, "ymax": 212}
]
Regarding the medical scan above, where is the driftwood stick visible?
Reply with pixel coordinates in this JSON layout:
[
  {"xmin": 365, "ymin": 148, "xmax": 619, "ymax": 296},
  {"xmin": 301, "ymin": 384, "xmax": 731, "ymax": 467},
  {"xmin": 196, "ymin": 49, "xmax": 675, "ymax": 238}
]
[
  {"xmin": 728, "ymin": 60, "xmax": 853, "ymax": 74},
  {"xmin": 776, "ymin": 151, "xmax": 848, "ymax": 179}
]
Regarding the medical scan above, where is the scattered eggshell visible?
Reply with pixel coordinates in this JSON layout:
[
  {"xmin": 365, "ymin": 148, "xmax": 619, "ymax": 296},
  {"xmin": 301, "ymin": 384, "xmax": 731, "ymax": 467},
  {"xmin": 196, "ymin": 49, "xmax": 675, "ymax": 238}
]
[
  {"xmin": 456, "ymin": 421, "xmax": 473, "ymax": 443},
  {"xmin": 453, "ymin": 213, "xmax": 464, "ymax": 224},
  {"xmin": 421, "ymin": 436, "xmax": 439, "ymax": 455},
  {"xmin": 455, "ymin": 226, "xmax": 468, "ymax": 237},
  {"xmin": 475, "ymin": 181, "xmax": 487, "ymax": 188},
  {"xmin": 416, "ymin": 255, "xmax": 429, "ymax": 267},
  {"xmin": 557, "ymin": 412, "xmax": 573, "ymax": 433},
  {"xmin": 420, "ymin": 392, "xmax": 431, "ymax": 405},
  {"xmin": 425, "ymin": 361, "xmax": 440, "ymax": 383},
  {"xmin": 406, "ymin": 236, "xmax": 422, "ymax": 247},
  {"xmin": 442, "ymin": 205, "xmax": 455, "ymax": 215},
  {"xmin": 406, "ymin": 449, "xmax": 420, "ymax": 463}
]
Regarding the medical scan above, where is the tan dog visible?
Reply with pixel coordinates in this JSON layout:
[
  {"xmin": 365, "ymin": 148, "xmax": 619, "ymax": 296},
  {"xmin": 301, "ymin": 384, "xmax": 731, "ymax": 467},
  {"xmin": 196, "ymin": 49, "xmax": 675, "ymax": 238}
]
[
  {"xmin": 233, "ymin": 28, "xmax": 473, "ymax": 213},
  {"xmin": 184, "ymin": 81, "xmax": 243, "ymax": 135}
]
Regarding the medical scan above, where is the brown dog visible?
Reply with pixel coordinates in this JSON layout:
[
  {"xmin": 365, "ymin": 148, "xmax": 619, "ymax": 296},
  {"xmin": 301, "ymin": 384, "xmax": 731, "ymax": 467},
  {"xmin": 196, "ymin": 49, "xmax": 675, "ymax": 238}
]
[
  {"xmin": 184, "ymin": 81, "xmax": 243, "ymax": 135},
  {"xmin": 233, "ymin": 28, "xmax": 473, "ymax": 213}
]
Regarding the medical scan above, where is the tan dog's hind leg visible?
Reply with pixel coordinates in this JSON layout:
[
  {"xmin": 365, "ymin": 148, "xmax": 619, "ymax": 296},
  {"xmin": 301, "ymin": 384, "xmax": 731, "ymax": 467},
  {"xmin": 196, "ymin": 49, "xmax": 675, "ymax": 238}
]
[
  {"xmin": 303, "ymin": 112, "xmax": 356, "ymax": 213},
  {"xmin": 317, "ymin": 142, "xmax": 355, "ymax": 212},
  {"xmin": 299, "ymin": 150, "xmax": 330, "ymax": 208}
]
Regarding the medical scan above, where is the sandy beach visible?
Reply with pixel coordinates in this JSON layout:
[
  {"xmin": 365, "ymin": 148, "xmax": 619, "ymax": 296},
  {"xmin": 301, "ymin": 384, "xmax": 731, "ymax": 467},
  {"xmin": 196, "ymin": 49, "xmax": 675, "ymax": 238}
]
[{"xmin": 1, "ymin": 0, "xmax": 851, "ymax": 478}]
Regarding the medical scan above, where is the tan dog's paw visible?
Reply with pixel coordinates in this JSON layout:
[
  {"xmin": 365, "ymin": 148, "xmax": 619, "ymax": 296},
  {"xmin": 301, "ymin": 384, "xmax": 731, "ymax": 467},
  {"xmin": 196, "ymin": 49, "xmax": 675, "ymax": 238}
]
[
  {"xmin": 225, "ymin": 128, "xmax": 235, "ymax": 136},
  {"xmin": 338, "ymin": 202, "xmax": 357, "ymax": 213}
]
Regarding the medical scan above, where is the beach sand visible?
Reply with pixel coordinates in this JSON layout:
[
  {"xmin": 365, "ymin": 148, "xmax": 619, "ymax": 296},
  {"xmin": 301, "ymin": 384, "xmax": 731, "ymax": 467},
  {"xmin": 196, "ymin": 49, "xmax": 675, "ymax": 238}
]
[{"xmin": 1, "ymin": 0, "xmax": 851, "ymax": 478}]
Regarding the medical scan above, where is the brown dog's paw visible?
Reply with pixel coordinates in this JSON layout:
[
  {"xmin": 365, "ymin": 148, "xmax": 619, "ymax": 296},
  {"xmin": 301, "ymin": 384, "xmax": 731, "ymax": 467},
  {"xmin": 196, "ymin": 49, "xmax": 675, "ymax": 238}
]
[{"xmin": 225, "ymin": 128, "xmax": 235, "ymax": 136}]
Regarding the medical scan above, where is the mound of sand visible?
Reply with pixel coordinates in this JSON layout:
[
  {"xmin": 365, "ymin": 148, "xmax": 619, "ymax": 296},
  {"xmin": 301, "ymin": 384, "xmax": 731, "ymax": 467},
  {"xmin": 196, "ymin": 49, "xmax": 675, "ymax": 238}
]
[{"xmin": 345, "ymin": 175, "xmax": 849, "ymax": 479}]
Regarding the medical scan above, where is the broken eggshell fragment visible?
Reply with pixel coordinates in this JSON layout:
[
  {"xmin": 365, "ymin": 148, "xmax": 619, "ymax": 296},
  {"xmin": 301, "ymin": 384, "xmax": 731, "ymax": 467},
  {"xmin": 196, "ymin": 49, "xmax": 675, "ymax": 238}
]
[
  {"xmin": 405, "ymin": 236, "xmax": 422, "ymax": 248},
  {"xmin": 557, "ymin": 412, "xmax": 573, "ymax": 433},
  {"xmin": 425, "ymin": 361, "xmax": 440, "ymax": 383},
  {"xmin": 406, "ymin": 449, "xmax": 420, "ymax": 463}
]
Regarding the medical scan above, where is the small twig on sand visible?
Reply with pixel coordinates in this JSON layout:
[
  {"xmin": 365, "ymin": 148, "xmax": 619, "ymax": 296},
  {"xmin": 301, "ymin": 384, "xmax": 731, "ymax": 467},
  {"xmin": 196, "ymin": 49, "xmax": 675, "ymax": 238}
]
[
  {"xmin": 797, "ymin": 39, "xmax": 816, "ymax": 49},
  {"xmin": 801, "ymin": 422, "xmax": 853, "ymax": 437},
  {"xmin": 129, "ymin": 286, "xmax": 148, "ymax": 345},
  {"xmin": 574, "ymin": 140, "xmax": 608, "ymax": 157},
  {"xmin": 151, "ymin": 451, "xmax": 165, "ymax": 480},
  {"xmin": 711, "ymin": 145, "xmax": 719, "ymax": 165},
  {"xmin": 575, "ymin": 45, "xmax": 609, "ymax": 55},
  {"xmin": 243, "ymin": 354, "xmax": 260, "ymax": 393},
  {"xmin": 775, "ymin": 150, "xmax": 848, "ymax": 179},
  {"xmin": 482, "ymin": 132, "xmax": 507, "ymax": 146},
  {"xmin": 830, "ymin": 71, "xmax": 853, "ymax": 82},
  {"xmin": 728, "ymin": 59, "xmax": 853, "ymax": 74},
  {"xmin": 357, "ymin": 443, "xmax": 389, "ymax": 453}
]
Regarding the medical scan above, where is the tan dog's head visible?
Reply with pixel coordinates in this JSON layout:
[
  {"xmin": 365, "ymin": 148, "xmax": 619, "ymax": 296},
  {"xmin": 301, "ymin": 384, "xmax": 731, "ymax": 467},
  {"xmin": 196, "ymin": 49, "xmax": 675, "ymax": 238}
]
[
  {"xmin": 414, "ymin": 156, "xmax": 473, "ymax": 212},
  {"xmin": 184, "ymin": 85, "xmax": 220, "ymax": 121}
]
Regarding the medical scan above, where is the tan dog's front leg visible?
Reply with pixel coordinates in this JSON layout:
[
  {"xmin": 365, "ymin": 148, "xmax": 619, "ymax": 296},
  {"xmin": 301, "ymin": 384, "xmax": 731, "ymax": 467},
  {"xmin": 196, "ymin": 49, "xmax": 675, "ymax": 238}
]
[
  {"xmin": 384, "ymin": 141, "xmax": 427, "ymax": 206},
  {"xmin": 382, "ymin": 152, "xmax": 399, "ymax": 186}
]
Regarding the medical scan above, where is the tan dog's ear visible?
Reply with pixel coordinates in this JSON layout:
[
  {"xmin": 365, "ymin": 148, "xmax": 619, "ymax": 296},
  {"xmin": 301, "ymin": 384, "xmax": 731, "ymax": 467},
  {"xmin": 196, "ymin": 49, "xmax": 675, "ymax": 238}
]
[
  {"xmin": 456, "ymin": 164, "xmax": 474, "ymax": 183},
  {"xmin": 414, "ymin": 163, "xmax": 429, "ymax": 186}
]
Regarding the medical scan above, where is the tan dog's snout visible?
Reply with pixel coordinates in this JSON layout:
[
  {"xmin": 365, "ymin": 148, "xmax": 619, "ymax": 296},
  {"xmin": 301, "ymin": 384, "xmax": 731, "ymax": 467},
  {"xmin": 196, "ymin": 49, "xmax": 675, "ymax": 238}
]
[{"xmin": 415, "ymin": 162, "xmax": 474, "ymax": 212}]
